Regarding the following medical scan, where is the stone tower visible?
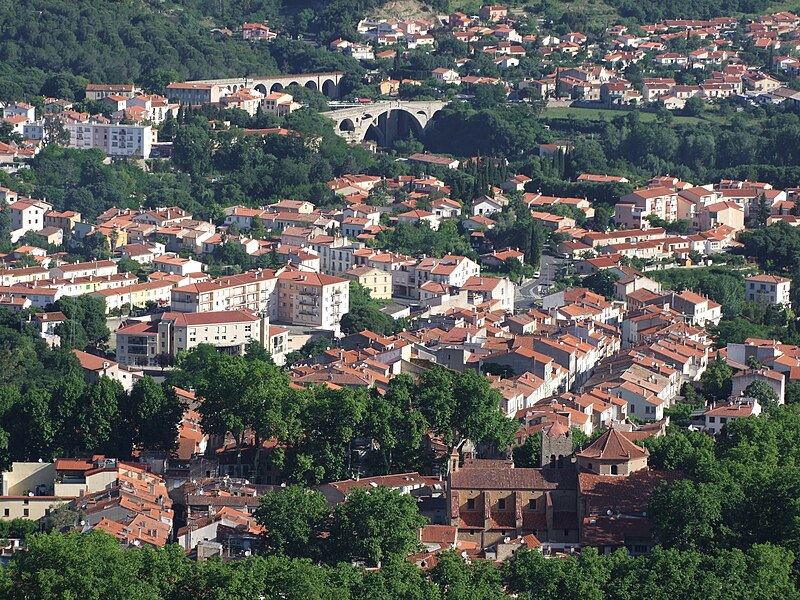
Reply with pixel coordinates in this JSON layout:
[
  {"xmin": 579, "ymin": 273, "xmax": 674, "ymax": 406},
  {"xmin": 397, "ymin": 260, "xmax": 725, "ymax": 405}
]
[{"xmin": 540, "ymin": 422, "xmax": 573, "ymax": 468}]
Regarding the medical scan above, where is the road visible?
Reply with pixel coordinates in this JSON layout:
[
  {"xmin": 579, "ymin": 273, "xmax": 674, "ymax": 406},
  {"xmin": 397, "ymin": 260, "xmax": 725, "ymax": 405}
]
[{"xmin": 515, "ymin": 255, "xmax": 566, "ymax": 310}]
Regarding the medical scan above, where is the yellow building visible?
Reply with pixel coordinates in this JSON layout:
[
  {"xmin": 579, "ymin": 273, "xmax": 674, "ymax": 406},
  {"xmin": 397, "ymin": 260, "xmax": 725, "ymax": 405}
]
[{"xmin": 344, "ymin": 265, "xmax": 392, "ymax": 300}]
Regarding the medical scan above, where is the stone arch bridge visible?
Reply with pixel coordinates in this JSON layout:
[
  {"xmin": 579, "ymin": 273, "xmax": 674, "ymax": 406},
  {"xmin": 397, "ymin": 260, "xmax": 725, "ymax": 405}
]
[
  {"xmin": 325, "ymin": 100, "xmax": 448, "ymax": 146},
  {"xmin": 186, "ymin": 72, "xmax": 344, "ymax": 98}
]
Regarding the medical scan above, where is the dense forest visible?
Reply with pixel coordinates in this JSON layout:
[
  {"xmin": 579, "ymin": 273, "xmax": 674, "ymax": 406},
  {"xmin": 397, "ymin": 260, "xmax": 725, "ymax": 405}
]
[
  {"xmin": 0, "ymin": 0, "xmax": 379, "ymax": 101},
  {"xmin": 607, "ymin": 0, "xmax": 771, "ymax": 22}
]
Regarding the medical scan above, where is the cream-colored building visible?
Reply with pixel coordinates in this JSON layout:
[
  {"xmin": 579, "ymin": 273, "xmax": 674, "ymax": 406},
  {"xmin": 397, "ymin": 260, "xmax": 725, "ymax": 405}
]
[
  {"xmin": 745, "ymin": 274, "xmax": 791, "ymax": 307},
  {"xmin": 0, "ymin": 462, "xmax": 63, "ymax": 521},
  {"xmin": 115, "ymin": 310, "xmax": 272, "ymax": 367},
  {"xmin": 344, "ymin": 266, "xmax": 392, "ymax": 300},
  {"xmin": 170, "ymin": 269, "xmax": 279, "ymax": 313},
  {"xmin": 275, "ymin": 269, "xmax": 350, "ymax": 331},
  {"xmin": 92, "ymin": 280, "xmax": 175, "ymax": 313},
  {"xmin": 152, "ymin": 255, "xmax": 205, "ymax": 276},
  {"xmin": 261, "ymin": 92, "xmax": 301, "ymax": 116},
  {"xmin": 50, "ymin": 259, "xmax": 118, "ymax": 279}
]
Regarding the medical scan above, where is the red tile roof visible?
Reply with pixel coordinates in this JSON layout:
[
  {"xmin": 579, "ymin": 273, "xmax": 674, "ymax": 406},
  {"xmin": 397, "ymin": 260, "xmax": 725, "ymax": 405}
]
[{"xmin": 576, "ymin": 428, "xmax": 649, "ymax": 461}]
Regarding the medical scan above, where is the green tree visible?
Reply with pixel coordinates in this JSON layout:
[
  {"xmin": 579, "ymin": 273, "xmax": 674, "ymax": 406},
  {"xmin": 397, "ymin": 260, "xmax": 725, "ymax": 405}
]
[
  {"xmin": 327, "ymin": 486, "xmax": 426, "ymax": 567},
  {"xmin": 582, "ymin": 270, "xmax": 620, "ymax": 299},
  {"xmin": 340, "ymin": 282, "xmax": 397, "ymax": 336},
  {"xmin": 416, "ymin": 367, "xmax": 517, "ymax": 451},
  {"xmin": 124, "ymin": 377, "xmax": 184, "ymax": 452},
  {"xmin": 254, "ymin": 485, "xmax": 329, "ymax": 559},
  {"xmin": 53, "ymin": 295, "xmax": 110, "ymax": 350},
  {"xmin": 743, "ymin": 380, "xmax": 780, "ymax": 407},
  {"xmin": 700, "ymin": 357, "xmax": 733, "ymax": 402},
  {"xmin": 513, "ymin": 433, "xmax": 542, "ymax": 468},
  {"xmin": 78, "ymin": 376, "xmax": 125, "ymax": 452},
  {"xmin": 429, "ymin": 550, "xmax": 506, "ymax": 600},
  {"xmin": 198, "ymin": 354, "xmax": 294, "ymax": 462},
  {"xmin": 650, "ymin": 479, "xmax": 723, "ymax": 551},
  {"xmin": 286, "ymin": 386, "xmax": 368, "ymax": 485}
]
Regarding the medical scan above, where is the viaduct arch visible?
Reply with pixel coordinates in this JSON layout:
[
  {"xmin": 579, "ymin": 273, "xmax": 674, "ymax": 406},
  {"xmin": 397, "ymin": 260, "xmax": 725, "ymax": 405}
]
[
  {"xmin": 184, "ymin": 72, "xmax": 344, "ymax": 98},
  {"xmin": 325, "ymin": 100, "xmax": 447, "ymax": 146}
]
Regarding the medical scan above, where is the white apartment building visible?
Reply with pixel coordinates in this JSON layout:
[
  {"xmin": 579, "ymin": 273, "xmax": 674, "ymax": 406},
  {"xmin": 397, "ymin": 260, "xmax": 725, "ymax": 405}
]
[
  {"xmin": 703, "ymin": 400, "xmax": 761, "ymax": 435},
  {"xmin": 396, "ymin": 255, "xmax": 481, "ymax": 299},
  {"xmin": 85, "ymin": 84, "xmax": 140, "ymax": 101},
  {"xmin": 66, "ymin": 122, "xmax": 154, "ymax": 158},
  {"xmin": 9, "ymin": 198, "xmax": 52, "ymax": 241},
  {"xmin": 745, "ymin": 274, "xmax": 791, "ymax": 307}
]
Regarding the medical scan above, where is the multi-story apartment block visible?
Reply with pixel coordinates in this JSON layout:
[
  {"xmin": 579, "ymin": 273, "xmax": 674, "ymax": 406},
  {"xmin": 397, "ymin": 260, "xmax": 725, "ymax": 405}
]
[
  {"xmin": 50, "ymin": 259, "xmax": 117, "ymax": 279},
  {"xmin": 344, "ymin": 266, "xmax": 392, "ymax": 300},
  {"xmin": 85, "ymin": 84, "xmax": 140, "ymax": 101},
  {"xmin": 745, "ymin": 274, "xmax": 792, "ymax": 307},
  {"xmin": 92, "ymin": 280, "xmax": 175, "ymax": 313},
  {"xmin": 65, "ymin": 122, "xmax": 154, "ymax": 158},
  {"xmin": 615, "ymin": 187, "xmax": 679, "ymax": 229},
  {"xmin": 115, "ymin": 310, "xmax": 274, "ymax": 367},
  {"xmin": 9, "ymin": 198, "xmax": 52, "ymax": 240},
  {"xmin": 170, "ymin": 269, "xmax": 279, "ymax": 314},
  {"xmin": 308, "ymin": 237, "xmax": 361, "ymax": 276},
  {"xmin": 44, "ymin": 209, "xmax": 81, "ymax": 234},
  {"xmin": 275, "ymin": 270, "xmax": 350, "ymax": 331},
  {"xmin": 165, "ymin": 82, "xmax": 225, "ymax": 105},
  {"xmin": 403, "ymin": 255, "xmax": 481, "ymax": 299}
]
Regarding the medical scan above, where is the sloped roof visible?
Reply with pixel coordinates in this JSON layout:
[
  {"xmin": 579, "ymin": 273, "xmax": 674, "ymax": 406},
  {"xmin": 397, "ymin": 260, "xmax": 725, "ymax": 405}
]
[{"xmin": 576, "ymin": 428, "xmax": 649, "ymax": 461}]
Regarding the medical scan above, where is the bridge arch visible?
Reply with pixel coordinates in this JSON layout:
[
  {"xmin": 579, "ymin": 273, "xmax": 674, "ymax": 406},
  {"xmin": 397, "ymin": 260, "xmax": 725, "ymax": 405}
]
[
  {"xmin": 270, "ymin": 82, "xmax": 284, "ymax": 93},
  {"xmin": 305, "ymin": 81, "xmax": 318, "ymax": 92},
  {"xmin": 255, "ymin": 83, "xmax": 268, "ymax": 95},
  {"xmin": 326, "ymin": 101, "xmax": 447, "ymax": 146},
  {"xmin": 322, "ymin": 79, "xmax": 337, "ymax": 97}
]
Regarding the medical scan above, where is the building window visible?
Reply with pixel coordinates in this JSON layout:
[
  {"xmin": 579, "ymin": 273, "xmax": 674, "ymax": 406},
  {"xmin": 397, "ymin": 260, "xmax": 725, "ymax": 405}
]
[
  {"xmin": 529, "ymin": 499, "xmax": 537, "ymax": 509},
  {"xmin": 498, "ymin": 499, "xmax": 506, "ymax": 510},
  {"xmin": 3, "ymin": 509, "xmax": 8, "ymax": 517},
  {"xmin": 23, "ymin": 509, "xmax": 29, "ymax": 517},
  {"xmin": 467, "ymin": 499, "xmax": 475, "ymax": 510},
  {"xmin": 563, "ymin": 530, "xmax": 569, "ymax": 536}
]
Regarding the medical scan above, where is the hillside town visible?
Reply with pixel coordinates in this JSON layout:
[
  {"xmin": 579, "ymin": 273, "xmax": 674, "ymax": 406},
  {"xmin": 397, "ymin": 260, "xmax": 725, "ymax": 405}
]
[{"xmin": 2, "ymin": 0, "xmax": 800, "ymax": 597}]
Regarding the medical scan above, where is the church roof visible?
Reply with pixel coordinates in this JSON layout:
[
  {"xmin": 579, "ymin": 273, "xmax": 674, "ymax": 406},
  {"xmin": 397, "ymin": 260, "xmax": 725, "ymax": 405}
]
[{"xmin": 576, "ymin": 428, "xmax": 649, "ymax": 461}]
